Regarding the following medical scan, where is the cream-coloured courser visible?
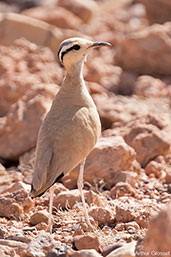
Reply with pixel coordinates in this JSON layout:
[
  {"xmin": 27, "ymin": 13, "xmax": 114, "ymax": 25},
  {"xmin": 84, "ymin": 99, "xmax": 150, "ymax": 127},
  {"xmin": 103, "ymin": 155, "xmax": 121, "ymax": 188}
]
[{"xmin": 30, "ymin": 37, "xmax": 111, "ymax": 231}]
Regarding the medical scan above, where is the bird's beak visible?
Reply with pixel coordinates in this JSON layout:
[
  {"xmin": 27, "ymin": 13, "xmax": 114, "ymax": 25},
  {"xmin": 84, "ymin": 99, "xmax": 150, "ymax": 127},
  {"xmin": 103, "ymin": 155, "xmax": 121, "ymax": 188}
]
[{"xmin": 90, "ymin": 41, "xmax": 112, "ymax": 48}]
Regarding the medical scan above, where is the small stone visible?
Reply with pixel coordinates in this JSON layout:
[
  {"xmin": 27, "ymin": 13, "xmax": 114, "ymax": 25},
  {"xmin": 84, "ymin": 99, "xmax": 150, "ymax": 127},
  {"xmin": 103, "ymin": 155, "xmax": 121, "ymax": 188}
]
[
  {"xmin": 125, "ymin": 221, "xmax": 140, "ymax": 232},
  {"xmin": 110, "ymin": 182, "xmax": 136, "ymax": 199},
  {"xmin": 73, "ymin": 235, "xmax": 101, "ymax": 252},
  {"xmin": 30, "ymin": 210, "xmax": 49, "ymax": 225},
  {"xmin": 47, "ymin": 245, "xmax": 71, "ymax": 257},
  {"xmin": 53, "ymin": 189, "xmax": 81, "ymax": 209},
  {"xmin": 89, "ymin": 206, "xmax": 114, "ymax": 226},
  {"xmin": 115, "ymin": 223, "xmax": 125, "ymax": 231},
  {"xmin": 35, "ymin": 222, "xmax": 48, "ymax": 231}
]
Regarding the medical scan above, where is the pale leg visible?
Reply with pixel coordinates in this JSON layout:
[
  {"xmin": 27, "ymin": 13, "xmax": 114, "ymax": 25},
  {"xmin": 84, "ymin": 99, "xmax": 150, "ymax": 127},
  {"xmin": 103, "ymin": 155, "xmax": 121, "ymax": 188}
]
[
  {"xmin": 77, "ymin": 158, "xmax": 93, "ymax": 229},
  {"xmin": 47, "ymin": 185, "xmax": 55, "ymax": 233}
]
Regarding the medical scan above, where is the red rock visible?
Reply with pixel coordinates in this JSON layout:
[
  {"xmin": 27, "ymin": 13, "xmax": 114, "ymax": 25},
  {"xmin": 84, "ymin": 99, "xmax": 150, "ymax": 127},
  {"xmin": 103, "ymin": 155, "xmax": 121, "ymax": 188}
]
[
  {"xmin": 53, "ymin": 189, "xmax": 81, "ymax": 209},
  {"xmin": 135, "ymin": 75, "xmax": 167, "ymax": 97},
  {"xmin": 139, "ymin": 203, "xmax": 171, "ymax": 256},
  {"xmin": 30, "ymin": 210, "xmax": 49, "ymax": 225},
  {"xmin": 124, "ymin": 221, "xmax": 140, "ymax": 231},
  {"xmin": 115, "ymin": 223, "xmax": 125, "ymax": 231},
  {"xmin": 35, "ymin": 222, "xmax": 48, "ymax": 231},
  {"xmin": 109, "ymin": 171, "xmax": 138, "ymax": 188},
  {"xmin": 58, "ymin": 0, "xmax": 98, "ymax": 23},
  {"xmin": 148, "ymin": 155, "xmax": 171, "ymax": 183},
  {"xmin": 124, "ymin": 124, "xmax": 170, "ymax": 167},
  {"xmin": 89, "ymin": 206, "xmax": 114, "ymax": 226},
  {"xmin": 73, "ymin": 235, "xmax": 101, "ymax": 252},
  {"xmin": 139, "ymin": 0, "xmax": 171, "ymax": 24},
  {"xmin": 93, "ymin": 94, "xmax": 150, "ymax": 130},
  {"xmin": 0, "ymin": 190, "xmax": 32, "ymax": 219},
  {"xmin": 114, "ymin": 198, "xmax": 162, "ymax": 228},
  {"xmin": 62, "ymin": 136, "xmax": 136, "ymax": 189},
  {"xmin": 0, "ymin": 37, "xmax": 63, "ymax": 115},
  {"xmin": 0, "ymin": 83, "xmax": 59, "ymax": 160},
  {"xmin": 22, "ymin": 7, "xmax": 82, "ymax": 30},
  {"xmin": 145, "ymin": 161, "xmax": 164, "ymax": 178},
  {"xmin": 53, "ymin": 189, "xmax": 104, "ymax": 210},
  {"xmin": 1, "ymin": 181, "xmax": 30, "ymax": 195},
  {"xmin": 85, "ymin": 190, "xmax": 107, "ymax": 208},
  {"xmin": 110, "ymin": 182, "xmax": 136, "ymax": 198},
  {"xmin": 115, "ymin": 22, "xmax": 171, "ymax": 75},
  {"xmin": 85, "ymin": 60, "xmax": 116, "ymax": 84}
]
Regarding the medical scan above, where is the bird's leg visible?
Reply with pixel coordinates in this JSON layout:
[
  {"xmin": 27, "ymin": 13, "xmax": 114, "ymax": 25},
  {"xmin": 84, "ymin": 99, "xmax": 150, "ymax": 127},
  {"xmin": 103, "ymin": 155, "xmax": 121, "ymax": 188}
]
[
  {"xmin": 77, "ymin": 158, "xmax": 93, "ymax": 230},
  {"xmin": 47, "ymin": 185, "xmax": 55, "ymax": 233}
]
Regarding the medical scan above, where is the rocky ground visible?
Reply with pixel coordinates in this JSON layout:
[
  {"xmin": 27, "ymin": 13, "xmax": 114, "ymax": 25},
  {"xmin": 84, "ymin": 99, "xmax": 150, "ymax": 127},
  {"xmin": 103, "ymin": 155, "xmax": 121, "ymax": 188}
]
[{"xmin": 0, "ymin": 0, "xmax": 171, "ymax": 256}]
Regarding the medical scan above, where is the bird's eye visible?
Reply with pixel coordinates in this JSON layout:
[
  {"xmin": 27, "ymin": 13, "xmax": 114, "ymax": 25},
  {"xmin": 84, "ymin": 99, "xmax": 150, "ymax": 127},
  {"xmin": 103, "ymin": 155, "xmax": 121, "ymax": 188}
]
[{"xmin": 73, "ymin": 44, "xmax": 80, "ymax": 50}]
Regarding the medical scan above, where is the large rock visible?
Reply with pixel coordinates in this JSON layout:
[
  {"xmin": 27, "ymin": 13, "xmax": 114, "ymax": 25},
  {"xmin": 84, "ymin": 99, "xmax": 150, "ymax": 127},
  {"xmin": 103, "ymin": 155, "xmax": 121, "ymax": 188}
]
[
  {"xmin": 0, "ymin": 12, "xmax": 85, "ymax": 54},
  {"xmin": 138, "ymin": 203, "xmax": 171, "ymax": 256},
  {"xmin": 0, "ymin": 83, "xmax": 59, "ymax": 160},
  {"xmin": 124, "ymin": 124, "xmax": 170, "ymax": 167},
  {"xmin": 0, "ymin": 37, "xmax": 62, "ymax": 117},
  {"xmin": 22, "ymin": 6, "xmax": 82, "ymax": 29},
  {"xmin": 62, "ymin": 136, "xmax": 136, "ymax": 189},
  {"xmin": 139, "ymin": 0, "xmax": 171, "ymax": 24},
  {"xmin": 92, "ymin": 94, "xmax": 151, "ymax": 130},
  {"xmin": 58, "ymin": 0, "xmax": 98, "ymax": 23},
  {"xmin": 115, "ymin": 22, "xmax": 171, "ymax": 75},
  {"xmin": 135, "ymin": 75, "xmax": 167, "ymax": 98},
  {"xmin": 0, "ymin": 188, "xmax": 33, "ymax": 219}
]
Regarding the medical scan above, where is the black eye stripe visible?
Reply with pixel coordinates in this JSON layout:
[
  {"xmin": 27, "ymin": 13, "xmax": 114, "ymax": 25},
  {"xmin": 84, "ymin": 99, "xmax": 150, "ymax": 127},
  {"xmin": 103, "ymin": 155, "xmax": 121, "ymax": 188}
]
[
  {"xmin": 72, "ymin": 44, "xmax": 80, "ymax": 50},
  {"xmin": 59, "ymin": 44, "xmax": 81, "ymax": 63}
]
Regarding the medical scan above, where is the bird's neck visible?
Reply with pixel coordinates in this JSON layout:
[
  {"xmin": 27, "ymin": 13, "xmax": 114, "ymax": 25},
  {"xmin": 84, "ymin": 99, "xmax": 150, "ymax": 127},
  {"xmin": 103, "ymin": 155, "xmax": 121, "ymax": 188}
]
[{"xmin": 64, "ymin": 59, "xmax": 85, "ymax": 87}]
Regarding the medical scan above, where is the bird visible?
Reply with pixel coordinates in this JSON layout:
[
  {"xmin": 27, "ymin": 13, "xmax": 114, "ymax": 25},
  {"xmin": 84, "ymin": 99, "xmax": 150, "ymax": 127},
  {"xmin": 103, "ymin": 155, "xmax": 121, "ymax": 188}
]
[{"xmin": 30, "ymin": 37, "xmax": 111, "ymax": 232}]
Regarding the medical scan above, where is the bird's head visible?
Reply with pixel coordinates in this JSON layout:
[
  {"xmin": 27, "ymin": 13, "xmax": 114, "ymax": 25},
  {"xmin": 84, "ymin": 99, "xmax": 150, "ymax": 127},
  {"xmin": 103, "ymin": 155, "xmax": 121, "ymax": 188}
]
[{"xmin": 58, "ymin": 37, "xmax": 111, "ymax": 71}]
